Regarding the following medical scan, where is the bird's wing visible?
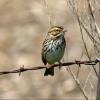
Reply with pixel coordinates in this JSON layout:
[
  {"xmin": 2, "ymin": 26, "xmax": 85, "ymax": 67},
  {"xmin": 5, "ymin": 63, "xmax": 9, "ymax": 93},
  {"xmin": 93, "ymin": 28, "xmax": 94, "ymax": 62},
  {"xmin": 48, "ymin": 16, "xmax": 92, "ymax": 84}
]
[
  {"xmin": 42, "ymin": 49, "xmax": 47, "ymax": 65},
  {"xmin": 41, "ymin": 39, "xmax": 48, "ymax": 65},
  {"xmin": 42, "ymin": 53, "xmax": 47, "ymax": 65}
]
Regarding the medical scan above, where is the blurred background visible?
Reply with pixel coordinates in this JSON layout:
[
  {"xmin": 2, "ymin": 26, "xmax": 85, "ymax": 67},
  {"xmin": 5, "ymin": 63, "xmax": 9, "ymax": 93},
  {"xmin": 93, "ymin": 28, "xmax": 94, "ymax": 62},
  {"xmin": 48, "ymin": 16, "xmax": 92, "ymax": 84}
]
[{"xmin": 0, "ymin": 0, "xmax": 100, "ymax": 99}]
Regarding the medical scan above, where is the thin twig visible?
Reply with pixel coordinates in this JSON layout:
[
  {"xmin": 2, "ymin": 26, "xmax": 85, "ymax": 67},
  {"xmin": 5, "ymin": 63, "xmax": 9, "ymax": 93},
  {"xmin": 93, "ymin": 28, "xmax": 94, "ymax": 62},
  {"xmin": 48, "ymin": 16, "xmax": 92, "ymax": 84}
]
[
  {"xmin": 83, "ymin": 68, "xmax": 93, "ymax": 91},
  {"xmin": 68, "ymin": 0, "xmax": 99, "ymax": 78},
  {"xmin": 67, "ymin": 66, "xmax": 89, "ymax": 100},
  {"xmin": 43, "ymin": 0, "xmax": 52, "ymax": 27},
  {"xmin": 86, "ymin": 0, "xmax": 100, "ymax": 100}
]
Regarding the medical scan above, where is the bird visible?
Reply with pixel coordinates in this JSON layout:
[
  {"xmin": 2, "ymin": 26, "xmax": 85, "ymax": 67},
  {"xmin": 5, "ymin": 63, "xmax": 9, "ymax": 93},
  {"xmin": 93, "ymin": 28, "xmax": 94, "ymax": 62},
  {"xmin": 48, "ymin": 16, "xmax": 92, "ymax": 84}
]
[{"xmin": 41, "ymin": 26, "xmax": 66, "ymax": 76}]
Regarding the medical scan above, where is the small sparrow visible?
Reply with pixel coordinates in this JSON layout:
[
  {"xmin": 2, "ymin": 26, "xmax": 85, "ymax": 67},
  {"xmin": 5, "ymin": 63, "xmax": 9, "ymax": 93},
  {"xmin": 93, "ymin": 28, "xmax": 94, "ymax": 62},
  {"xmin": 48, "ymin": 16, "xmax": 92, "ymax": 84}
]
[{"xmin": 41, "ymin": 26, "xmax": 66, "ymax": 76}]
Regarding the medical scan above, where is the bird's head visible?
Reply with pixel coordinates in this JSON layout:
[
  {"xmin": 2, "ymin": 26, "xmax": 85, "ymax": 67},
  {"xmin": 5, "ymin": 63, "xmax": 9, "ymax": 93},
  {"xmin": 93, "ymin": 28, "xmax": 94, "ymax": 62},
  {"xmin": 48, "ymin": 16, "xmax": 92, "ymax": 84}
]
[{"xmin": 48, "ymin": 26, "xmax": 66, "ymax": 39}]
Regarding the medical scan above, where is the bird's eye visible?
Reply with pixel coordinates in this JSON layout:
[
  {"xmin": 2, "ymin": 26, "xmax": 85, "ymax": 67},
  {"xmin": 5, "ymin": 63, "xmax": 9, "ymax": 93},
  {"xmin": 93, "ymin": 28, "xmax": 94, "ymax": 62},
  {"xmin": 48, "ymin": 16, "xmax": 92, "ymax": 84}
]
[{"xmin": 55, "ymin": 30, "xmax": 60, "ymax": 33}]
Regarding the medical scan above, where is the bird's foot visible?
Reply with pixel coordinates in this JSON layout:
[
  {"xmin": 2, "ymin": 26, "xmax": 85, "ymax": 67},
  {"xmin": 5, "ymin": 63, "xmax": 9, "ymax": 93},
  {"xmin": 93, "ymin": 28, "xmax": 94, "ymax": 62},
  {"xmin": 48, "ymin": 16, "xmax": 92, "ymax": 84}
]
[
  {"xmin": 46, "ymin": 64, "xmax": 54, "ymax": 69},
  {"xmin": 59, "ymin": 62, "xmax": 62, "ymax": 69}
]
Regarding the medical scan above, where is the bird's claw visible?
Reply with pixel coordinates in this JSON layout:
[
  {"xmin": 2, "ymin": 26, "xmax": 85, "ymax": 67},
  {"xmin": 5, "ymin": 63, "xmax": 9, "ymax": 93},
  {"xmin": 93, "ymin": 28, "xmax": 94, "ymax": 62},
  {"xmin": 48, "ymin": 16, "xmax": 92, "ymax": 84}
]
[{"xmin": 59, "ymin": 62, "xmax": 62, "ymax": 69}]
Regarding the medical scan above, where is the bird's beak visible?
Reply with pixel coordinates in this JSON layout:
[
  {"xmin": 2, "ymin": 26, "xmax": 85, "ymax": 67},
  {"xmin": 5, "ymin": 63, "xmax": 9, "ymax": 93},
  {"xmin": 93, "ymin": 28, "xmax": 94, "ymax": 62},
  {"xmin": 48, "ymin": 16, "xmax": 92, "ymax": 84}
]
[
  {"xmin": 63, "ymin": 30, "xmax": 67, "ymax": 33},
  {"xmin": 62, "ymin": 30, "xmax": 67, "ymax": 35}
]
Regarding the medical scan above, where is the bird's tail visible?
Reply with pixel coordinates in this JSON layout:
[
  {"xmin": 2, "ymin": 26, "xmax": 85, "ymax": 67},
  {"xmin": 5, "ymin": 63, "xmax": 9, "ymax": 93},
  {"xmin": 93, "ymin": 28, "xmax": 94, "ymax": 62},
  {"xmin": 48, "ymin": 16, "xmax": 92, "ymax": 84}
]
[{"xmin": 44, "ymin": 67, "xmax": 54, "ymax": 76}]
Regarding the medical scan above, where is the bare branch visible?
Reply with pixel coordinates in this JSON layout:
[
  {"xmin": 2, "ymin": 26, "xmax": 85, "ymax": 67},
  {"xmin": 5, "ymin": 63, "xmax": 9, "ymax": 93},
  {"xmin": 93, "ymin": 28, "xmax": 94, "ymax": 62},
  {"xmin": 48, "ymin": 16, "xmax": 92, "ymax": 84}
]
[{"xmin": 68, "ymin": 0, "xmax": 99, "ymax": 78}]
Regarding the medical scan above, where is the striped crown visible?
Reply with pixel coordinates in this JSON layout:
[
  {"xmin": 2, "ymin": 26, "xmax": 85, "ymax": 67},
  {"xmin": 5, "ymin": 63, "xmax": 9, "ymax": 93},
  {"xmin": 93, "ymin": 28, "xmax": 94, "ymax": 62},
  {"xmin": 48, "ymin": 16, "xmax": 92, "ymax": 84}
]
[{"xmin": 48, "ymin": 26, "xmax": 64, "ymax": 37}]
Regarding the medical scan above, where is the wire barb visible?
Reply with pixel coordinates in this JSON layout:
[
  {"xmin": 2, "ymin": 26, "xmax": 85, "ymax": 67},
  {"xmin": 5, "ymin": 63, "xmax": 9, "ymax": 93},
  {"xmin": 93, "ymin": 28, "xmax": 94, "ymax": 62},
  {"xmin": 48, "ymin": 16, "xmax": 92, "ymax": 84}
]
[{"xmin": 19, "ymin": 65, "xmax": 24, "ymax": 76}]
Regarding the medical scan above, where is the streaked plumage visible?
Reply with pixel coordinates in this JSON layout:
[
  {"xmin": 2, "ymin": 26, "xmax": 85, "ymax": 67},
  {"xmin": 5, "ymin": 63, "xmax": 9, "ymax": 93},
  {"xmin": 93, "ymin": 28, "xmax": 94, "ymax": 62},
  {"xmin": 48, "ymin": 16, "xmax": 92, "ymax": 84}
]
[{"xmin": 41, "ymin": 26, "xmax": 66, "ymax": 76}]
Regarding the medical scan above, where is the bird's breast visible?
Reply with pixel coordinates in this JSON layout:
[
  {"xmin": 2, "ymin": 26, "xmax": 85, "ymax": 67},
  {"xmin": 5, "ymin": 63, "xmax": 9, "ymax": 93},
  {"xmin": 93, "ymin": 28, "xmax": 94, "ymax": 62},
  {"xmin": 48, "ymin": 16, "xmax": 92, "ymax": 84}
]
[{"xmin": 45, "ymin": 37, "xmax": 65, "ymax": 64}]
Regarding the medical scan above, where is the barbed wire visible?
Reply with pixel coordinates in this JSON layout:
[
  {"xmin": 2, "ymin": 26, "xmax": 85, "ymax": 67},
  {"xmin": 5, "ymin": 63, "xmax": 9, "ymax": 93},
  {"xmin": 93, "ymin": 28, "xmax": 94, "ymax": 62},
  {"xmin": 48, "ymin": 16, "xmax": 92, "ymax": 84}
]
[{"xmin": 0, "ymin": 58, "xmax": 100, "ymax": 76}]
